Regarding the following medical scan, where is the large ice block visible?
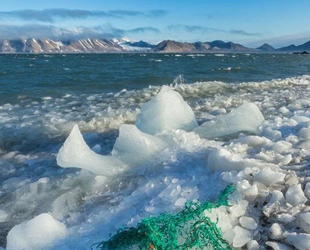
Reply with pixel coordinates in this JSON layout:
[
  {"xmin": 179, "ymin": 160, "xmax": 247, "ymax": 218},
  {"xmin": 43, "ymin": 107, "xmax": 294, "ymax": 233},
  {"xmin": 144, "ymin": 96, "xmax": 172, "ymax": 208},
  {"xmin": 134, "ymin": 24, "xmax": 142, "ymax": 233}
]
[
  {"xmin": 57, "ymin": 125, "xmax": 127, "ymax": 176},
  {"xmin": 112, "ymin": 124, "xmax": 167, "ymax": 166},
  {"xmin": 6, "ymin": 213, "xmax": 67, "ymax": 250},
  {"xmin": 136, "ymin": 86, "xmax": 198, "ymax": 135},
  {"xmin": 194, "ymin": 102, "xmax": 265, "ymax": 139}
]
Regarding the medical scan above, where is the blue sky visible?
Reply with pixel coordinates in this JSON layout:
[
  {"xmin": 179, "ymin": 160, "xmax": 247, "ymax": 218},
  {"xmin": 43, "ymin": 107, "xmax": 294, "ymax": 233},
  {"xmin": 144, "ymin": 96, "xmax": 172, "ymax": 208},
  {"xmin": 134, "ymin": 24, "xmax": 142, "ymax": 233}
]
[{"xmin": 0, "ymin": 0, "xmax": 309, "ymax": 48}]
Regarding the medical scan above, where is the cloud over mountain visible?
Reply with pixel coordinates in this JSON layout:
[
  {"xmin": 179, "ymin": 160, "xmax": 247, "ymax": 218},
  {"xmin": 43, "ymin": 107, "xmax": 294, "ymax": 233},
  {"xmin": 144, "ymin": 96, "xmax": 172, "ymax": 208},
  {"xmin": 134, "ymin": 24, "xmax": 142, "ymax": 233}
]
[
  {"xmin": 230, "ymin": 29, "xmax": 260, "ymax": 37},
  {"xmin": 0, "ymin": 24, "xmax": 160, "ymax": 40},
  {"xmin": 0, "ymin": 9, "xmax": 167, "ymax": 23},
  {"xmin": 167, "ymin": 25, "xmax": 260, "ymax": 37}
]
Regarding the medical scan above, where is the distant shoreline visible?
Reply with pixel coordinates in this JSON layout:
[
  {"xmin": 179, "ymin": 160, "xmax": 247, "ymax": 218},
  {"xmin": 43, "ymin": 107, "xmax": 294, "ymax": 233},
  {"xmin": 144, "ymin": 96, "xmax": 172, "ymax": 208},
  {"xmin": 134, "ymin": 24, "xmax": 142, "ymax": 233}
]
[{"xmin": 0, "ymin": 51, "xmax": 301, "ymax": 55}]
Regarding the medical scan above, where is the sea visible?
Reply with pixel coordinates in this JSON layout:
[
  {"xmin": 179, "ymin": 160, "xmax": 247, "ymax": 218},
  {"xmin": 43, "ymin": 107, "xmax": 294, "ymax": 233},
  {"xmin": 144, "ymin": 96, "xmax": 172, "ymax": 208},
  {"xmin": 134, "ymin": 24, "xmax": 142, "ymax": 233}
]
[{"xmin": 1, "ymin": 53, "xmax": 310, "ymax": 249}]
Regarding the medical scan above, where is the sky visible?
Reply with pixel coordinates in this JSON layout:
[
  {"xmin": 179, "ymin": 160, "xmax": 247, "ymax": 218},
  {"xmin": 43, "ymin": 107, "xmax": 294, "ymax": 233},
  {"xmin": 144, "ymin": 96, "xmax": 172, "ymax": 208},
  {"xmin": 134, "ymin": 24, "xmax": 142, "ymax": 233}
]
[{"xmin": 0, "ymin": 0, "xmax": 310, "ymax": 48}]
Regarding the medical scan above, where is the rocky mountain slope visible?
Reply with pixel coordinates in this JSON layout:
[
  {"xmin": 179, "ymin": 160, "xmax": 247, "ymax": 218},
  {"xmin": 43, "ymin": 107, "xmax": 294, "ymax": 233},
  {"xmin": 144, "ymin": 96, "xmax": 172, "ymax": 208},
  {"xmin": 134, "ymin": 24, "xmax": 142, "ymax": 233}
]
[
  {"xmin": 278, "ymin": 40, "xmax": 310, "ymax": 52},
  {"xmin": 256, "ymin": 43, "xmax": 276, "ymax": 51},
  {"xmin": 151, "ymin": 40, "xmax": 251, "ymax": 53}
]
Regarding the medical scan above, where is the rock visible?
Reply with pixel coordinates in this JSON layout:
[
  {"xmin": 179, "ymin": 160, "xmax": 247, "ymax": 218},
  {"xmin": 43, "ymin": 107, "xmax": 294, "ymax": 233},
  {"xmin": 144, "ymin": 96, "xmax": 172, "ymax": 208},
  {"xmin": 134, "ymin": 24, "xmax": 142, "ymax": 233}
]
[{"xmin": 285, "ymin": 184, "xmax": 307, "ymax": 206}]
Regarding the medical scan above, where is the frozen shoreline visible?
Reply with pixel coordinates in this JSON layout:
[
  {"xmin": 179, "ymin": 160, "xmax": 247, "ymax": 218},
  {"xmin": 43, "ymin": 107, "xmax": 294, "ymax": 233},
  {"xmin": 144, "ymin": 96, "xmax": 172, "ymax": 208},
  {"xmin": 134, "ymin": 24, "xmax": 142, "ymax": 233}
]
[{"xmin": 2, "ymin": 75, "xmax": 310, "ymax": 249}]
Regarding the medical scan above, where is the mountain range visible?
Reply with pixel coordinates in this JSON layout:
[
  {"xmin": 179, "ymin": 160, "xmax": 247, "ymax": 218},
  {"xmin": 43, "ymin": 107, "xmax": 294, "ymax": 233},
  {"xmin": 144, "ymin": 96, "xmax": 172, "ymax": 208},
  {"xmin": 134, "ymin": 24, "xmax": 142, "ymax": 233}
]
[{"xmin": 0, "ymin": 37, "xmax": 309, "ymax": 53}]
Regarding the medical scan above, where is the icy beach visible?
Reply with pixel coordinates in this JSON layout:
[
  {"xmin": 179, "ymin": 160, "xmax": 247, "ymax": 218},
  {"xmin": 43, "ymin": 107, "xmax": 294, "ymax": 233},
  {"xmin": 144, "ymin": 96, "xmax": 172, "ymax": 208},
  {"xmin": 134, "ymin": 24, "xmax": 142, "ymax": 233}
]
[{"xmin": 1, "ymin": 54, "xmax": 310, "ymax": 249}]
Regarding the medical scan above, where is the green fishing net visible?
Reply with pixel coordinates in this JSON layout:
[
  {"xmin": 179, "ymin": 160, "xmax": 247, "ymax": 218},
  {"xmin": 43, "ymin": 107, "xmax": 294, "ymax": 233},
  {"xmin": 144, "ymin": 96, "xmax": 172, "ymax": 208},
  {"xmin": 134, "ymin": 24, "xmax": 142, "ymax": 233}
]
[{"xmin": 94, "ymin": 185, "xmax": 235, "ymax": 250}]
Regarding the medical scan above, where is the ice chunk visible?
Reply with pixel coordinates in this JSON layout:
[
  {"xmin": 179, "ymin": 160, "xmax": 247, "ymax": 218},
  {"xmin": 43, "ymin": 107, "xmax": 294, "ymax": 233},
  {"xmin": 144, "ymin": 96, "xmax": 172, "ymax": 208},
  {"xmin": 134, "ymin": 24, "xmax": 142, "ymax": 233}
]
[
  {"xmin": 279, "ymin": 106, "xmax": 291, "ymax": 116},
  {"xmin": 0, "ymin": 160, "xmax": 15, "ymax": 176},
  {"xmin": 57, "ymin": 125, "xmax": 127, "ymax": 176},
  {"xmin": 233, "ymin": 226, "xmax": 252, "ymax": 247},
  {"xmin": 254, "ymin": 168, "xmax": 286, "ymax": 186},
  {"xmin": 268, "ymin": 223, "xmax": 284, "ymax": 240},
  {"xmin": 247, "ymin": 240, "xmax": 259, "ymax": 250},
  {"xmin": 6, "ymin": 213, "xmax": 67, "ymax": 250},
  {"xmin": 194, "ymin": 102, "xmax": 265, "ymax": 139},
  {"xmin": 175, "ymin": 197, "xmax": 187, "ymax": 207},
  {"xmin": 229, "ymin": 201, "xmax": 248, "ymax": 218},
  {"xmin": 304, "ymin": 182, "xmax": 310, "ymax": 199},
  {"xmin": 207, "ymin": 148, "xmax": 244, "ymax": 171},
  {"xmin": 241, "ymin": 184, "xmax": 258, "ymax": 198},
  {"xmin": 136, "ymin": 86, "xmax": 198, "ymax": 135},
  {"xmin": 0, "ymin": 210, "xmax": 8, "ymax": 222},
  {"xmin": 266, "ymin": 241, "xmax": 294, "ymax": 250},
  {"xmin": 298, "ymin": 126, "xmax": 310, "ymax": 140},
  {"xmin": 112, "ymin": 124, "xmax": 167, "ymax": 166},
  {"xmin": 285, "ymin": 184, "xmax": 307, "ymax": 206},
  {"xmin": 297, "ymin": 213, "xmax": 310, "ymax": 233},
  {"xmin": 239, "ymin": 216, "xmax": 257, "ymax": 230},
  {"xmin": 233, "ymin": 135, "xmax": 273, "ymax": 147},
  {"xmin": 272, "ymin": 141, "xmax": 292, "ymax": 154},
  {"xmin": 286, "ymin": 233, "xmax": 310, "ymax": 250},
  {"xmin": 263, "ymin": 190, "xmax": 285, "ymax": 218},
  {"xmin": 276, "ymin": 214, "xmax": 296, "ymax": 224}
]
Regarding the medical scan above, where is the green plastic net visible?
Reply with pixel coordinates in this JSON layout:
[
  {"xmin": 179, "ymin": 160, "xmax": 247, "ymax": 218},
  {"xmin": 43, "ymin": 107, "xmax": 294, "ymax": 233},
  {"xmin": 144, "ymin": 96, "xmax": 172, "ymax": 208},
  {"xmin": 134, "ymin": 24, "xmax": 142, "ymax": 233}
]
[{"xmin": 93, "ymin": 185, "xmax": 235, "ymax": 250}]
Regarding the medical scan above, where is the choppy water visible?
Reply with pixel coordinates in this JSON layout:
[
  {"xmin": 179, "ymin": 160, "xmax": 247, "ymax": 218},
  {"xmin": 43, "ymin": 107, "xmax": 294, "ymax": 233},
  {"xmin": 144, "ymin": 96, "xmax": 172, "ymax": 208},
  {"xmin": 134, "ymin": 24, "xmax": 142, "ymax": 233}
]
[
  {"xmin": 1, "ymin": 53, "xmax": 310, "ymax": 249},
  {"xmin": 1, "ymin": 53, "xmax": 310, "ymax": 105}
]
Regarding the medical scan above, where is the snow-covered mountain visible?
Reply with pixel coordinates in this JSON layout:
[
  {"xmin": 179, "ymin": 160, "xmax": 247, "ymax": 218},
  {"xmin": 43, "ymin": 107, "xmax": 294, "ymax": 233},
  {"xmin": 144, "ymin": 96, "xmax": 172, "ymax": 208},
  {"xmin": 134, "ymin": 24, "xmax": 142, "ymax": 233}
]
[
  {"xmin": 2, "ymin": 37, "xmax": 309, "ymax": 53},
  {"xmin": 0, "ymin": 38, "xmax": 124, "ymax": 53},
  {"xmin": 112, "ymin": 37, "xmax": 154, "ymax": 51},
  {"xmin": 0, "ymin": 37, "xmax": 155, "ymax": 53}
]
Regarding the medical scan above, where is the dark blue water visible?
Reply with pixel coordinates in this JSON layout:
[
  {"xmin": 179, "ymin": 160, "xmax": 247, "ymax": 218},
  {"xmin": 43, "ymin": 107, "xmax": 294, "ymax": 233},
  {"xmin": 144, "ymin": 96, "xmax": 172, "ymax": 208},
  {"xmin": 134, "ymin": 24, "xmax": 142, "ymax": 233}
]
[{"xmin": 0, "ymin": 53, "xmax": 310, "ymax": 105}]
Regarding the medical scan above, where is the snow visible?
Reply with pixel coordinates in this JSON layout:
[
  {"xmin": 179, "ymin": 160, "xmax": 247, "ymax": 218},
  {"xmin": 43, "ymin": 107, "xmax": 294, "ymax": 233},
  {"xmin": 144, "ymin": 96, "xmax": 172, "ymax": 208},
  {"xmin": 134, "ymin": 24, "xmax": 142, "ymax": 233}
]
[
  {"xmin": 6, "ymin": 213, "xmax": 67, "ymax": 250},
  {"xmin": 194, "ymin": 102, "xmax": 265, "ymax": 139},
  {"xmin": 136, "ymin": 86, "xmax": 198, "ymax": 135}
]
